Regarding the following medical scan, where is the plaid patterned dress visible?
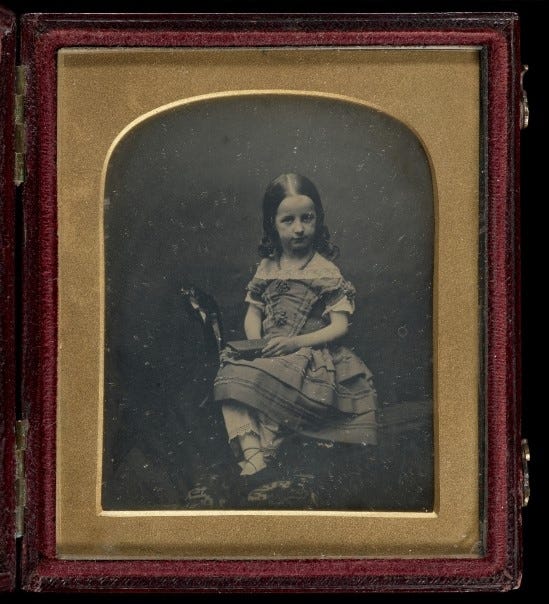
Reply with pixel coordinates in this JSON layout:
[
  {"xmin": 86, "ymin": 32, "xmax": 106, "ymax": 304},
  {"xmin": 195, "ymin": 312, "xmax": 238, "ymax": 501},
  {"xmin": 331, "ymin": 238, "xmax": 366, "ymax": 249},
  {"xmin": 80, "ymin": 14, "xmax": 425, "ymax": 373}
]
[{"xmin": 213, "ymin": 253, "xmax": 377, "ymax": 445}]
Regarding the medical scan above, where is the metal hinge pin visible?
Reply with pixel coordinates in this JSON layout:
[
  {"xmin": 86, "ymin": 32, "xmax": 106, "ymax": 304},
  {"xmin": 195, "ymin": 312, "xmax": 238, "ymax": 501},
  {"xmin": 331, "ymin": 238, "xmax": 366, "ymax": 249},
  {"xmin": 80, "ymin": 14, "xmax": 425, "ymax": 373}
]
[
  {"xmin": 14, "ymin": 65, "xmax": 27, "ymax": 186},
  {"xmin": 521, "ymin": 438, "xmax": 530, "ymax": 507},
  {"xmin": 15, "ymin": 419, "xmax": 29, "ymax": 538}
]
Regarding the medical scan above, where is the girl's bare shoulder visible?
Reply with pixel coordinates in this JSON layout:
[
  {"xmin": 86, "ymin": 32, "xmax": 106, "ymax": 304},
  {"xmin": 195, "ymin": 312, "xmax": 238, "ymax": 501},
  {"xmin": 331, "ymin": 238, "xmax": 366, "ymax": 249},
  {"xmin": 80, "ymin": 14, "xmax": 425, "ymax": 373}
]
[
  {"xmin": 254, "ymin": 257, "xmax": 277, "ymax": 279},
  {"xmin": 305, "ymin": 253, "xmax": 342, "ymax": 279},
  {"xmin": 253, "ymin": 254, "xmax": 342, "ymax": 280}
]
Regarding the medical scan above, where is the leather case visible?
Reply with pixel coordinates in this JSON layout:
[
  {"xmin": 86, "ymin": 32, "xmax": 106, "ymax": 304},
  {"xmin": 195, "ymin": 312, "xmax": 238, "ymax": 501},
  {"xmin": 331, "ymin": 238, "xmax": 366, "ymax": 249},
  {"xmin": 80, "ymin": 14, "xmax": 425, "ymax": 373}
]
[{"xmin": 0, "ymin": 11, "xmax": 528, "ymax": 593}]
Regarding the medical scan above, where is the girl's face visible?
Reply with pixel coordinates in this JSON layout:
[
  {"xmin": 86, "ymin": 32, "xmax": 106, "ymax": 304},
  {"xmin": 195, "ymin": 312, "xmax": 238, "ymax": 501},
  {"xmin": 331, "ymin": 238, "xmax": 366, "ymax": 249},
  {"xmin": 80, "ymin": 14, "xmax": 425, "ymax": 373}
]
[{"xmin": 274, "ymin": 194, "xmax": 317, "ymax": 257}]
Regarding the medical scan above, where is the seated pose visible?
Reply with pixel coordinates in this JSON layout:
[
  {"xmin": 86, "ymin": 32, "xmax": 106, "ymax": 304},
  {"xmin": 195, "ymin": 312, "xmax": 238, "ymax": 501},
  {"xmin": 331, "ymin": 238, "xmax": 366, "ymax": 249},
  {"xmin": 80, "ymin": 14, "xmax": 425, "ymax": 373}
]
[{"xmin": 214, "ymin": 173, "xmax": 378, "ymax": 478}]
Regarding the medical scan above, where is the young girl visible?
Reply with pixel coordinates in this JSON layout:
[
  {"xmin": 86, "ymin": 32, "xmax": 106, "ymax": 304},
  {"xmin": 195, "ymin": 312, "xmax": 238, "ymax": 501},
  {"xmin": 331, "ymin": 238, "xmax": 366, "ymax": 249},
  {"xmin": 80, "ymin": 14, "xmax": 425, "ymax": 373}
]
[{"xmin": 214, "ymin": 173, "xmax": 377, "ymax": 478}]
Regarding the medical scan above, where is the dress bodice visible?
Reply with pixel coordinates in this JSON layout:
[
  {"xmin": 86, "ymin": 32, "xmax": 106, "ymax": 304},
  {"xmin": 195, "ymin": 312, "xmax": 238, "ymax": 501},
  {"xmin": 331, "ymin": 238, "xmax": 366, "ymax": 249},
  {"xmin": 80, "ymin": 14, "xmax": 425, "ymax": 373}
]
[
  {"xmin": 245, "ymin": 253, "xmax": 356, "ymax": 339},
  {"xmin": 261, "ymin": 279, "xmax": 329, "ymax": 337}
]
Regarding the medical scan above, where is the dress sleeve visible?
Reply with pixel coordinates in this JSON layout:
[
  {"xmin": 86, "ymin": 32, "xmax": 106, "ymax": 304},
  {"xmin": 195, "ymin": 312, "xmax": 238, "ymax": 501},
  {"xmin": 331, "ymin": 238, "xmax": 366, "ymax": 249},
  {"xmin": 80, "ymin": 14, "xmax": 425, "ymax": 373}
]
[
  {"xmin": 325, "ymin": 293, "xmax": 355, "ymax": 315},
  {"xmin": 244, "ymin": 277, "xmax": 268, "ymax": 310},
  {"xmin": 313, "ymin": 277, "xmax": 356, "ymax": 316}
]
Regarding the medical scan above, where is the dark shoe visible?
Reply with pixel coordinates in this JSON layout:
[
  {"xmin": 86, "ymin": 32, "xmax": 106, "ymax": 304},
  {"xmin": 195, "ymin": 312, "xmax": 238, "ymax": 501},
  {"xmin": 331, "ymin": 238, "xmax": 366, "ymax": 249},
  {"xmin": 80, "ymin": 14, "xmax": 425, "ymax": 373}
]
[
  {"xmin": 184, "ymin": 472, "xmax": 231, "ymax": 509},
  {"xmin": 246, "ymin": 473, "xmax": 318, "ymax": 508},
  {"xmin": 240, "ymin": 464, "xmax": 282, "ymax": 491}
]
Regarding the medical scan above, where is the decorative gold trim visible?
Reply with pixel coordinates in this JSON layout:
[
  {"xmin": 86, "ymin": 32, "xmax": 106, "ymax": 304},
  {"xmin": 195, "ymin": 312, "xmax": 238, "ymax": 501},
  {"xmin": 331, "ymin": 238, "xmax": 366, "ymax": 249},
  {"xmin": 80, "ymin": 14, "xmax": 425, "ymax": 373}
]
[
  {"xmin": 96, "ymin": 88, "xmax": 441, "ymax": 516},
  {"xmin": 56, "ymin": 47, "xmax": 480, "ymax": 559}
]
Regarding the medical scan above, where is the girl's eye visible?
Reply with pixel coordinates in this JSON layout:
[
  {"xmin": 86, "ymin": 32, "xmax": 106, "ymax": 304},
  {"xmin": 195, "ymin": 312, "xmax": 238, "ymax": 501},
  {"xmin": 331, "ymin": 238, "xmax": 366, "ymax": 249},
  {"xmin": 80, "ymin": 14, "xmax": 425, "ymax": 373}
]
[
  {"xmin": 303, "ymin": 214, "xmax": 315, "ymax": 222},
  {"xmin": 281, "ymin": 217, "xmax": 293, "ymax": 224}
]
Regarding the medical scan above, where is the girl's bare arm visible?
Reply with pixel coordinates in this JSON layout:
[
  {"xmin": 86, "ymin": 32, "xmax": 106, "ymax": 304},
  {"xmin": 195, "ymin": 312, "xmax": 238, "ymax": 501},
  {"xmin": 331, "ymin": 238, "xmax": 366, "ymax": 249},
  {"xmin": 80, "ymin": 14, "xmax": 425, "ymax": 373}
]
[
  {"xmin": 295, "ymin": 311, "xmax": 348, "ymax": 347},
  {"xmin": 262, "ymin": 311, "xmax": 348, "ymax": 356},
  {"xmin": 244, "ymin": 304, "xmax": 263, "ymax": 339}
]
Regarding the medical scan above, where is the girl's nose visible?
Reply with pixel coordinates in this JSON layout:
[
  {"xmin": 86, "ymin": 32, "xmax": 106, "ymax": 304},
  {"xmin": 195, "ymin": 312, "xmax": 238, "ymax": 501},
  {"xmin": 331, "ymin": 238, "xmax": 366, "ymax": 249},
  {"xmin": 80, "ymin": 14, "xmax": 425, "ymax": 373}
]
[{"xmin": 294, "ymin": 221, "xmax": 304, "ymax": 233}]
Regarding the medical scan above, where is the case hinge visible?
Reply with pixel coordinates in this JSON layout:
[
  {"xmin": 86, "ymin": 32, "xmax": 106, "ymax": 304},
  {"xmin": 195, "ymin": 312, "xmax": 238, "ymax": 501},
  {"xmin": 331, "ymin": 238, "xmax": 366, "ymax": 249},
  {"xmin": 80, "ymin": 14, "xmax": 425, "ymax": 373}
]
[
  {"xmin": 520, "ymin": 65, "xmax": 529, "ymax": 130},
  {"xmin": 15, "ymin": 419, "xmax": 29, "ymax": 538},
  {"xmin": 14, "ymin": 65, "xmax": 27, "ymax": 186}
]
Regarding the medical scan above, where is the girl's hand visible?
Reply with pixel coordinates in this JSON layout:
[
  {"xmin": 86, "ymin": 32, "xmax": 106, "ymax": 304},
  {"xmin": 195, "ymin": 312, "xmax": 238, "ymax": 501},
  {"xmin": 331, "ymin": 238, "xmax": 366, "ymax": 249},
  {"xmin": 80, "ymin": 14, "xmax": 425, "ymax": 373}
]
[{"xmin": 262, "ymin": 336, "xmax": 299, "ymax": 357}]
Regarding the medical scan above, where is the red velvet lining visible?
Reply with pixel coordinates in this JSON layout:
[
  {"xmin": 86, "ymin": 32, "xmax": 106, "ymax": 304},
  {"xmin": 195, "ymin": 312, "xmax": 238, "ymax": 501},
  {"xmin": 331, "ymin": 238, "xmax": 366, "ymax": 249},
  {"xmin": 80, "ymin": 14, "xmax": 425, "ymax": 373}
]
[{"xmin": 0, "ymin": 7, "xmax": 17, "ymax": 593}]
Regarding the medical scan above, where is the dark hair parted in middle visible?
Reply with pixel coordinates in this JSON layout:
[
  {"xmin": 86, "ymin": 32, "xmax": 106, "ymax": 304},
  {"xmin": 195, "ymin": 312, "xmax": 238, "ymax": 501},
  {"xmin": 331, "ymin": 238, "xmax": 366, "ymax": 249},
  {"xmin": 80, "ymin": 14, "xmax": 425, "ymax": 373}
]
[{"xmin": 258, "ymin": 173, "xmax": 338, "ymax": 260}]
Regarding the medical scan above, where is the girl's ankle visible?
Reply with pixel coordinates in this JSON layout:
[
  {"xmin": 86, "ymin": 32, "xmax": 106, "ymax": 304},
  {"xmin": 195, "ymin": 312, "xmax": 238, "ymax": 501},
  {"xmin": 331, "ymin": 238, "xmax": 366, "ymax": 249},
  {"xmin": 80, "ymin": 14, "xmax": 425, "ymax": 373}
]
[
  {"xmin": 238, "ymin": 448, "xmax": 266, "ymax": 476},
  {"xmin": 238, "ymin": 458, "xmax": 267, "ymax": 476}
]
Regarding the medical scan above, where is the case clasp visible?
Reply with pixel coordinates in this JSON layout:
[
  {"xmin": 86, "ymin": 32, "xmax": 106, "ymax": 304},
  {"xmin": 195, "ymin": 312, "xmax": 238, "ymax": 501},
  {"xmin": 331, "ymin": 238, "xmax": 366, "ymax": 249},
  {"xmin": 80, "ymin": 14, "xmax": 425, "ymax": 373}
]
[
  {"xmin": 520, "ymin": 65, "xmax": 529, "ymax": 130},
  {"xmin": 15, "ymin": 419, "xmax": 29, "ymax": 538}
]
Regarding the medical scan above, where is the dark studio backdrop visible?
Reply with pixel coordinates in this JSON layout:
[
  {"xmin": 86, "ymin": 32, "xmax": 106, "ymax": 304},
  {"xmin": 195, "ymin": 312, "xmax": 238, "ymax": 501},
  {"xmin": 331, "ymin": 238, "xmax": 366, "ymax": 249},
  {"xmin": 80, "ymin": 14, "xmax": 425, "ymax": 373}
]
[{"xmin": 101, "ymin": 93, "xmax": 434, "ymax": 510}]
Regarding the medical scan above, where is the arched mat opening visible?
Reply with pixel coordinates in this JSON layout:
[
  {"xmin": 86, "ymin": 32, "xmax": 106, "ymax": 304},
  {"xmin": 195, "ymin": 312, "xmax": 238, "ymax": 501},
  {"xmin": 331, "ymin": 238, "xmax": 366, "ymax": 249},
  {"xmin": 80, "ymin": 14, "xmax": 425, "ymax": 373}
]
[{"xmin": 101, "ymin": 92, "xmax": 434, "ymax": 511}]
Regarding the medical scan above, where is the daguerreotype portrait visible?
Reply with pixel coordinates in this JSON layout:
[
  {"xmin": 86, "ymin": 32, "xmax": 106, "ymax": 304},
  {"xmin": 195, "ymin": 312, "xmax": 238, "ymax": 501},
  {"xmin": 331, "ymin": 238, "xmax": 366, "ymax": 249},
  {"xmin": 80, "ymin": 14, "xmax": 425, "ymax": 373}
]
[
  {"xmin": 101, "ymin": 93, "xmax": 434, "ymax": 512},
  {"xmin": 55, "ymin": 46, "xmax": 482, "ymax": 559}
]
